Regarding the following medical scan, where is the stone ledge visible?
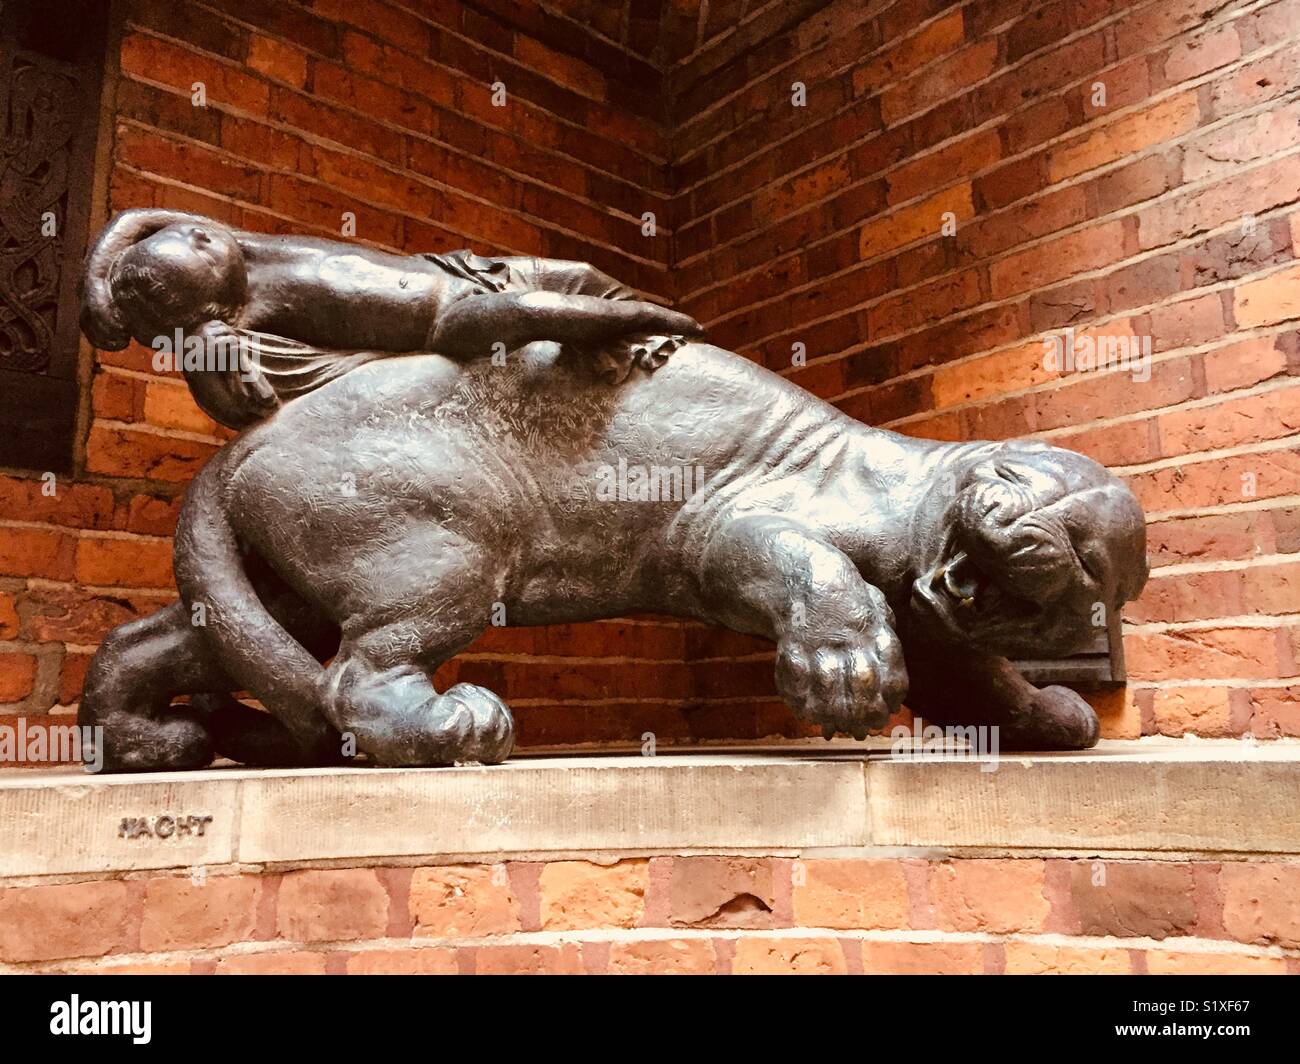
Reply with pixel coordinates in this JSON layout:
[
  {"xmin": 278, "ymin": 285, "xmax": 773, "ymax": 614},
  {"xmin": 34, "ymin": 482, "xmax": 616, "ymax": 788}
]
[{"xmin": 1, "ymin": 739, "xmax": 1297, "ymax": 878}]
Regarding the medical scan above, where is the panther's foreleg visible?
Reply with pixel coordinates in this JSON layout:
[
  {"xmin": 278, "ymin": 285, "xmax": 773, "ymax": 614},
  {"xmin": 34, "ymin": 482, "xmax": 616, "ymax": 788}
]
[
  {"xmin": 695, "ymin": 514, "xmax": 908, "ymax": 739},
  {"xmin": 899, "ymin": 636, "xmax": 1100, "ymax": 750}
]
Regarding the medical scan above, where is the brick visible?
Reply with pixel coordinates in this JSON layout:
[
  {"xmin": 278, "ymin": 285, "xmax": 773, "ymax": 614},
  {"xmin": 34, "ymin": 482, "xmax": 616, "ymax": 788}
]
[
  {"xmin": 790, "ymin": 859, "xmax": 910, "ymax": 930},
  {"xmin": 214, "ymin": 951, "xmax": 328, "ymax": 975},
  {"xmin": 1163, "ymin": 25, "xmax": 1241, "ymax": 83},
  {"xmin": 1161, "ymin": 388, "xmax": 1300, "ymax": 456},
  {"xmin": 1249, "ymin": 685, "xmax": 1300, "ymax": 738},
  {"xmin": 1141, "ymin": 155, "xmax": 1300, "ymax": 251},
  {"xmin": 1149, "ymin": 293, "xmax": 1225, "ymax": 351},
  {"xmin": 1150, "ymin": 687, "xmax": 1247, "ymax": 738},
  {"xmin": 0, "ymin": 477, "xmax": 115, "ymax": 531},
  {"xmin": 1147, "ymin": 510, "xmax": 1278, "ymax": 567},
  {"xmin": 1004, "ymin": 943, "xmax": 1131, "ymax": 974},
  {"xmin": 1064, "ymin": 860, "xmax": 1197, "ymax": 939},
  {"xmin": 1234, "ymin": 264, "xmax": 1300, "ymax": 329},
  {"xmin": 885, "ymin": 131, "xmax": 1001, "ymax": 206},
  {"xmin": 0, "ymin": 881, "xmax": 130, "ymax": 962},
  {"xmin": 974, "ymin": 157, "xmax": 1047, "ymax": 212},
  {"xmin": 1115, "ymin": 0, "xmax": 1238, "ymax": 60},
  {"xmin": 246, "ymin": 35, "xmax": 309, "ymax": 89},
  {"xmin": 25, "ymin": 588, "xmax": 151, "ymax": 644},
  {"xmin": 976, "ymin": 32, "xmax": 1107, "ymax": 125},
  {"xmin": 1124, "ymin": 626, "xmax": 1291, "ymax": 681},
  {"xmin": 1137, "ymin": 446, "xmax": 1300, "ymax": 511},
  {"xmin": 964, "ymin": 186, "xmax": 1088, "ymax": 262},
  {"xmin": 606, "ymin": 938, "xmax": 716, "ymax": 974},
  {"xmin": 932, "ymin": 341, "xmax": 1055, "ymax": 408},
  {"xmin": 0, "ymin": 653, "xmax": 37, "ymax": 701},
  {"xmin": 881, "ymin": 41, "xmax": 999, "ymax": 126},
  {"xmin": 92, "ymin": 373, "xmax": 144, "ymax": 421},
  {"xmin": 276, "ymin": 869, "xmax": 389, "ymax": 942},
  {"xmin": 119, "ymin": 34, "xmax": 271, "ymax": 115},
  {"xmin": 731, "ymin": 935, "xmax": 847, "ymax": 974},
  {"xmin": 1145, "ymin": 949, "xmax": 1288, "ymax": 974},
  {"xmin": 859, "ymin": 940, "xmax": 983, "ymax": 974},
  {"xmin": 345, "ymin": 948, "xmax": 458, "ymax": 974},
  {"xmin": 74, "ymin": 536, "xmax": 174, "ymax": 589},
  {"xmin": 1047, "ymin": 94, "xmax": 1201, "ymax": 184},
  {"xmin": 539, "ymin": 861, "xmax": 649, "ymax": 930},
  {"xmin": 140, "ymin": 875, "xmax": 260, "ymax": 952},
  {"xmin": 666, "ymin": 857, "xmax": 776, "ymax": 929},
  {"xmin": 1211, "ymin": 40, "xmax": 1300, "ymax": 115},
  {"xmin": 0, "ymin": 591, "xmax": 17, "ymax": 639},
  {"xmin": 928, "ymin": 859, "xmax": 1049, "ymax": 933},
  {"xmin": 858, "ymin": 184, "xmax": 974, "ymax": 260},
  {"xmin": 1183, "ymin": 102, "xmax": 1300, "ymax": 184},
  {"xmin": 1220, "ymin": 863, "xmax": 1300, "ymax": 948},
  {"xmin": 855, "ymin": 11, "xmax": 965, "ymax": 96},
  {"xmin": 1092, "ymin": 152, "xmax": 1177, "ymax": 217},
  {"xmin": 85, "ymin": 425, "xmax": 218, "ymax": 483},
  {"xmin": 1203, "ymin": 336, "xmax": 1292, "ymax": 394},
  {"xmin": 868, "ymin": 269, "xmax": 983, "ymax": 339},
  {"xmin": 1092, "ymin": 685, "xmax": 1142, "ymax": 740},
  {"xmin": 115, "ymin": 126, "xmax": 262, "ymax": 202},
  {"xmin": 1007, "ymin": 3, "xmax": 1071, "ymax": 64},
  {"xmin": 1006, "ymin": 95, "xmax": 1076, "ymax": 155},
  {"xmin": 58, "ymin": 652, "xmax": 93, "ymax": 706},
  {"xmin": 0, "ymin": 526, "xmax": 76, "ymax": 580},
  {"xmin": 989, "ymin": 220, "xmax": 1125, "ymax": 299},
  {"xmin": 472, "ymin": 943, "xmax": 583, "ymax": 975},
  {"xmin": 410, "ymin": 865, "xmax": 521, "ymax": 937},
  {"xmin": 1054, "ymin": 417, "xmax": 1160, "ymax": 466}
]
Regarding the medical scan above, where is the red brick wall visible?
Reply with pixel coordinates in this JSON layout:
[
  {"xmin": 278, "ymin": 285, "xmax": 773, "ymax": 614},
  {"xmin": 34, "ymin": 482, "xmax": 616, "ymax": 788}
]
[
  {"xmin": 3, "ymin": 856, "xmax": 1296, "ymax": 974},
  {"xmin": 672, "ymin": 0, "xmax": 1300, "ymax": 741}
]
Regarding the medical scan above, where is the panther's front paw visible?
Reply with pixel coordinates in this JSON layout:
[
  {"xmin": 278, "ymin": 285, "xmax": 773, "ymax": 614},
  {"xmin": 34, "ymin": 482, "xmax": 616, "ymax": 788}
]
[
  {"xmin": 775, "ymin": 626, "xmax": 908, "ymax": 740},
  {"xmin": 1003, "ymin": 685, "xmax": 1100, "ymax": 750}
]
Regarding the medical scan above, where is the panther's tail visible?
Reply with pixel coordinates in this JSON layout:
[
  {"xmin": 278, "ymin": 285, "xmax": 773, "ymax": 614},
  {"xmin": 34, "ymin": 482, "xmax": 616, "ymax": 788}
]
[{"xmin": 173, "ymin": 449, "xmax": 337, "ymax": 754}]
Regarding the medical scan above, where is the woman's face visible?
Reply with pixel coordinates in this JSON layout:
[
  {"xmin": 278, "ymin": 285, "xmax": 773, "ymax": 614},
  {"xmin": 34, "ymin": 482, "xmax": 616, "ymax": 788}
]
[{"xmin": 116, "ymin": 224, "xmax": 247, "ymax": 336}]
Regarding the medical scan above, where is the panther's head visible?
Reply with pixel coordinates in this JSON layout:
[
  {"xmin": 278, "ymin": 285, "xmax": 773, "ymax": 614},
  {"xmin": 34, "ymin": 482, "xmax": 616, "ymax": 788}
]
[{"xmin": 909, "ymin": 439, "xmax": 1148, "ymax": 658}]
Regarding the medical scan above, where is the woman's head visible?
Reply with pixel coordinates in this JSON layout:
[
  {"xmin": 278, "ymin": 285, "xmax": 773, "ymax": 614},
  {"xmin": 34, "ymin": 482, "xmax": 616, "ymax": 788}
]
[{"xmin": 108, "ymin": 223, "xmax": 247, "ymax": 344}]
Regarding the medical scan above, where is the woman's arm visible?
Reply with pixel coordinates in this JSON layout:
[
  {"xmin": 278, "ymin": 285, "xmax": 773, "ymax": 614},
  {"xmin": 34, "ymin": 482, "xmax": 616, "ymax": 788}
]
[{"xmin": 427, "ymin": 291, "xmax": 702, "ymax": 360}]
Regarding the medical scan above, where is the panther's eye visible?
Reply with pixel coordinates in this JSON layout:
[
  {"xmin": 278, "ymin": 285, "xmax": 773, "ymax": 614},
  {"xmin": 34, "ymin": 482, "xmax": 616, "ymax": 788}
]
[
  {"xmin": 994, "ymin": 463, "xmax": 1031, "ymax": 488},
  {"xmin": 1076, "ymin": 546, "xmax": 1100, "ymax": 585}
]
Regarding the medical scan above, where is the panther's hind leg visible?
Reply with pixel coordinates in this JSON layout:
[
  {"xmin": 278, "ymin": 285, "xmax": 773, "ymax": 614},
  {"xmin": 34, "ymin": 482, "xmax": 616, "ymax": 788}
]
[
  {"xmin": 81, "ymin": 574, "xmax": 343, "ymax": 772},
  {"xmin": 80, "ymin": 601, "xmax": 232, "ymax": 772},
  {"xmin": 317, "ymin": 551, "xmax": 513, "ymax": 767},
  {"xmin": 900, "ymin": 637, "xmax": 1100, "ymax": 751}
]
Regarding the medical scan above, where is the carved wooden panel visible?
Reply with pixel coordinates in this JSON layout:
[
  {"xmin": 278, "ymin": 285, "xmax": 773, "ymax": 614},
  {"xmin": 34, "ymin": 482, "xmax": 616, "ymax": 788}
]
[{"xmin": 0, "ymin": 0, "xmax": 109, "ymax": 472}]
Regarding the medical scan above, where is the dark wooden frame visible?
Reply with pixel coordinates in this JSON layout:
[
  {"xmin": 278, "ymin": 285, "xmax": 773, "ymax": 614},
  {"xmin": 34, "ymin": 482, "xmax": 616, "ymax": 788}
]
[{"xmin": 0, "ymin": 0, "xmax": 113, "ymax": 473}]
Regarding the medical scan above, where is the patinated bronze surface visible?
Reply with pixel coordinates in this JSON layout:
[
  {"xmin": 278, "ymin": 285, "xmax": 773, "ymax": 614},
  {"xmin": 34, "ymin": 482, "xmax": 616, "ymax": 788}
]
[{"xmin": 77, "ymin": 210, "xmax": 1149, "ymax": 772}]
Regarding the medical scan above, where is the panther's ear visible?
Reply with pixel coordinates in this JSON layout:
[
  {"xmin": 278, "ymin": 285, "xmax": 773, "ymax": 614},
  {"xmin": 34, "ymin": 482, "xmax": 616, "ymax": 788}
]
[{"xmin": 1000, "ymin": 438, "xmax": 1052, "ymax": 455}]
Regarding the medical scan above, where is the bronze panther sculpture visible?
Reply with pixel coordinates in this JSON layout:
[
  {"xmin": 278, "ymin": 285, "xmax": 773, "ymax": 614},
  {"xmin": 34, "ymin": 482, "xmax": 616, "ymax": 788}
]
[{"xmin": 77, "ymin": 214, "xmax": 1149, "ymax": 772}]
